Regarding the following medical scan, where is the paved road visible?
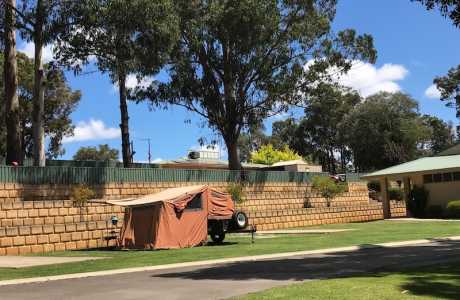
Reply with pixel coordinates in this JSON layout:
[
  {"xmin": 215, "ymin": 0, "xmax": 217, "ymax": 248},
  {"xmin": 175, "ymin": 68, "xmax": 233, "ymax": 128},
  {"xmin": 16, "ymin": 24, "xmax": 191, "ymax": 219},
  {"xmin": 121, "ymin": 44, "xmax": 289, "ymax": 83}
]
[{"xmin": 2, "ymin": 239, "xmax": 460, "ymax": 300}]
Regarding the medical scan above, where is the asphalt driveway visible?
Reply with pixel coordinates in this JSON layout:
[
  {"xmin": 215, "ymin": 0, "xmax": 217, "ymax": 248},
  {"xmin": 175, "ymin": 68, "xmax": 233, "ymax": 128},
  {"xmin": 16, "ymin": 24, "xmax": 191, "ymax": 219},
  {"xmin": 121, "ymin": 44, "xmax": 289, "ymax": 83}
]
[{"xmin": 2, "ymin": 239, "xmax": 460, "ymax": 300}]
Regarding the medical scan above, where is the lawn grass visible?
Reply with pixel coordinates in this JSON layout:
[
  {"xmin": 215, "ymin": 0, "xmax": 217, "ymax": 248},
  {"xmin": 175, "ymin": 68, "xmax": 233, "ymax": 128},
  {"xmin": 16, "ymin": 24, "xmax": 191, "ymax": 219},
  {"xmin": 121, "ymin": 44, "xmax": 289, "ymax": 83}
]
[
  {"xmin": 0, "ymin": 220, "xmax": 459, "ymax": 281},
  {"xmin": 235, "ymin": 259, "xmax": 460, "ymax": 300}
]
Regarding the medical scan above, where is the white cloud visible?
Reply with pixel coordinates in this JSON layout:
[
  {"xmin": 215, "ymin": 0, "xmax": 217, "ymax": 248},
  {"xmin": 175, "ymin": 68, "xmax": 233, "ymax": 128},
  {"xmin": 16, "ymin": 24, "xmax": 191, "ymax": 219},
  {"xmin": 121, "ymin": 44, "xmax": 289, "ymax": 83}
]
[
  {"xmin": 63, "ymin": 119, "xmax": 120, "ymax": 143},
  {"xmin": 112, "ymin": 74, "xmax": 154, "ymax": 92},
  {"xmin": 425, "ymin": 84, "xmax": 441, "ymax": 99},
  {"xmin": 332, "ymin": 61, "xmax": 409, "ymax": 97},
  {"xmin": 18, "ymin": 42, "xmax": 54, "ymax": 63}
]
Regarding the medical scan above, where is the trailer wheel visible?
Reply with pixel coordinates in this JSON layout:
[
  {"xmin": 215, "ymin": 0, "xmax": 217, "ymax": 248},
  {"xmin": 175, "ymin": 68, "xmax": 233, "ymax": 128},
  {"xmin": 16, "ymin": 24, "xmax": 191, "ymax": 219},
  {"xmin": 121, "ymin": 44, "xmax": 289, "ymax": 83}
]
[
  {"xmin": 210, "ymin": 231, "xmax": 225, "ymax": 243},
  {"xmin": 233, "ymin": 211, "xmax": 248, "ymax": 229}
]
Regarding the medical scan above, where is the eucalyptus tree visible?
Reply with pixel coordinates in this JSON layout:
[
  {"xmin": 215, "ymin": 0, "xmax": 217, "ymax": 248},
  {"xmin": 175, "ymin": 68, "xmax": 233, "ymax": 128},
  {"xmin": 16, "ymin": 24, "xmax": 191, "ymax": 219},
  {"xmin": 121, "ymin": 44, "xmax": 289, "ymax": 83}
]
[
  {"xmin": 8, "ymin": 0, "xmax": 75, "ymax": 166},
  {"xmin": 2, "ymin": 0, "xmax": 22, "ymax": 164},
  {"xmin": 55, "ymin": 0, "xmax": 178, "ymax": 167},
  {"xmin": 0, "ymin": 52, "xmax": 81, "ymax": 160},
  {"xmin": 135, "ymin": 0, "xmax": 377, "ymax": 170},
  {"xmin": 341, "ymin": 92, "xmax": 431, "ymax": 171},
  {"xmin": 297, "ymin": 83, "xmax": 361, "ymax": 173}
]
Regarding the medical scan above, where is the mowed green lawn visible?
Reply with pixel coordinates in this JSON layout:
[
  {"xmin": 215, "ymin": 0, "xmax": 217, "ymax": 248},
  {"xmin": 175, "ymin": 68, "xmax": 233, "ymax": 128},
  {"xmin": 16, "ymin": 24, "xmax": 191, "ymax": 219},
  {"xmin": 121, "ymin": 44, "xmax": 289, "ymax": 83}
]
[
  {"xmin": 0, "ymin": 220, "xmax": 459, "ymax": 281},
  {"xmin": 235, "ymin": 260, "xmax": 460, "ymax": 300}
]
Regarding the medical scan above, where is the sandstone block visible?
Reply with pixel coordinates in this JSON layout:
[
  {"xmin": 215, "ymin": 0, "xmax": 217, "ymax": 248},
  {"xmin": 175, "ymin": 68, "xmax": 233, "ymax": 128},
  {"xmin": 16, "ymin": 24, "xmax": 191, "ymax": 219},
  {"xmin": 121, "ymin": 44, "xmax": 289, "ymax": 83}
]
[
  {"xmin": 31, "ymin": 245, "xmax": 44, "ymax": 253},
  {"xmin": 54, "ymin": 243, "xmax": 66, "ymax": 252},
  {"xmin": 6, "ymin": 247, "xmax": 19, "ymax": 255},
  {"xmin": 13, "ymin": 236, "xmax": 25, "ymax": 246}
]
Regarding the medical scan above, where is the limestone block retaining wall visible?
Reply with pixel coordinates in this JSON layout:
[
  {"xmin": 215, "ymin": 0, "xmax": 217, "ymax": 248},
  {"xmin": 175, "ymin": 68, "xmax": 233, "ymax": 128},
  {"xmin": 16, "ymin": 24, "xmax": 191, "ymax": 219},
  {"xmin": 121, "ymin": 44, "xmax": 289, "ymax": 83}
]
[
  {"xmin": 0, "ymin": 181, "xmax": 406, "ymax": 254},
  {"xmin": 0, "ymin": 198, "xmax": 123, "ymax": 255}
]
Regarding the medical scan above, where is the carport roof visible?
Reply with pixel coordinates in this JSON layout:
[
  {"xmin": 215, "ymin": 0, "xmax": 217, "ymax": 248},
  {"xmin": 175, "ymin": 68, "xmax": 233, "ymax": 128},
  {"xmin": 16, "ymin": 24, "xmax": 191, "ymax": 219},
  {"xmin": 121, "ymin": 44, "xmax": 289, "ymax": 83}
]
[{"xmin": 362, "ymin": 154, "xmax": 460, "ymax": 179}]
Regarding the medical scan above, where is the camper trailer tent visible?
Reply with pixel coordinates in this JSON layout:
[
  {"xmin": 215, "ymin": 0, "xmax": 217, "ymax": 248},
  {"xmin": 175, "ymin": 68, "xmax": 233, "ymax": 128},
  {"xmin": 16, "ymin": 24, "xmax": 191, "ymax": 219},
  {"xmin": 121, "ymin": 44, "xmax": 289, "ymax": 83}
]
[{"xmin": 107, "ymin": 185, "xmax": 235, "ymax": 249}]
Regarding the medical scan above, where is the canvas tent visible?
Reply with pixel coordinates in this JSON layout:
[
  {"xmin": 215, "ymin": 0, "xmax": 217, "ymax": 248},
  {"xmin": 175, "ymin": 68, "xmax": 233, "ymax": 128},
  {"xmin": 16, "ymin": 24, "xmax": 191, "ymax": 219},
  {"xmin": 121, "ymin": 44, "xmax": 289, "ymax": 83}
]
[{"xmin": 106, "ymin": 185, "xmax": 234, "ymax": 249}]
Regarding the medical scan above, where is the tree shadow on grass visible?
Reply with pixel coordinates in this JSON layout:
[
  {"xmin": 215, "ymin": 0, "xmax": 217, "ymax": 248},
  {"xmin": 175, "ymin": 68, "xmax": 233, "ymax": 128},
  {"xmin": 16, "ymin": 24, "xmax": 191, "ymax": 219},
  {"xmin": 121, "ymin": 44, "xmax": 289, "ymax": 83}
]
[
  {"xmin": 153, "ymin": 240, "xmax": 460, "ymax": 299},
  {"xmin": 400, "ymin": 272, "xmax": 460, "ymax": 299}
]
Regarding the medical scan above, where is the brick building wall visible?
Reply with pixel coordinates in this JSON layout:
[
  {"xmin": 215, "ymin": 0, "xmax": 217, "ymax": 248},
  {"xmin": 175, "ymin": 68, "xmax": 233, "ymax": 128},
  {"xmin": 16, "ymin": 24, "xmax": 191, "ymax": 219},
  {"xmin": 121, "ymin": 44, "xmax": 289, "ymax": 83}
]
[{"xmin": 0, "ymin": 181, "xmax": 406, "ymax": 254}]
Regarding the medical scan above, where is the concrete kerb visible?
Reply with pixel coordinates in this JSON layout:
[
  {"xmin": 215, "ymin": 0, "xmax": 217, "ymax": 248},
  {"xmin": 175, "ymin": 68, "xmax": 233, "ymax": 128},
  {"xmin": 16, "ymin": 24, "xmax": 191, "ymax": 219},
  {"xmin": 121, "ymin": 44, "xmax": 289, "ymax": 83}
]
[{"xmin": 1, "ymin": 235, "xmax": 460, "ymax": 287}]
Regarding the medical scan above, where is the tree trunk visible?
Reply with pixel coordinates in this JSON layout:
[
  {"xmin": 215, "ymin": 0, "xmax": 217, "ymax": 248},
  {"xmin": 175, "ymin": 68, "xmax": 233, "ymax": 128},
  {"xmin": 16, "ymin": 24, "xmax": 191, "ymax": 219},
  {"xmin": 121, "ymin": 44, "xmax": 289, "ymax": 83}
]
[
  {"xmin": 118, "ymin": 71, "xmax": 132, "ymax": 168},
  {"xmin": 329, "ymin": 148, "xmax": 336, "ymax": 174},
  {"xmin": 4, "ymin": 0, "xmax": 22, "ymax": 165},
  {"xmin": 224, "ymin": 136, "xmax": 241, "ymax": 171},
  {"xmin": 32, "ymin": 0, "xmax": 46, "ymax": 167},
  {"xmin": 340, "ymin": 147, "xmax": 345, "ymax": 173}
]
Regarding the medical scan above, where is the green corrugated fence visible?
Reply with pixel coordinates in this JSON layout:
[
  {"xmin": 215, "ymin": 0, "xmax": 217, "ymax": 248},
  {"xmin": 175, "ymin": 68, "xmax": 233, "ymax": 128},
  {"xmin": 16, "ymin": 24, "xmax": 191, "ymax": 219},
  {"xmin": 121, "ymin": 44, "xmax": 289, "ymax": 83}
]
[
  {"xmin": 0, "ymin": 166, "xmax": 332, "ymax": 185},
  {"xmin": 0, "ymin": 158, "xmax": 160, "ymax": 169},
  {"xmin": 345, "ymin": 173, "xmax": 368, "ymax": 182}
]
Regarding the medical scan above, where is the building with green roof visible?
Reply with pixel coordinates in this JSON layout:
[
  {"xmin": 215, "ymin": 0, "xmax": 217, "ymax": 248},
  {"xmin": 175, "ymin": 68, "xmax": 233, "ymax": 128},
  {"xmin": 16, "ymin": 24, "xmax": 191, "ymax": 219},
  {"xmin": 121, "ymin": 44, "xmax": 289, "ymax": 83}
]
[{"xmin": 362, "ymin": 145, "xmax": 460, "ymax": 218}]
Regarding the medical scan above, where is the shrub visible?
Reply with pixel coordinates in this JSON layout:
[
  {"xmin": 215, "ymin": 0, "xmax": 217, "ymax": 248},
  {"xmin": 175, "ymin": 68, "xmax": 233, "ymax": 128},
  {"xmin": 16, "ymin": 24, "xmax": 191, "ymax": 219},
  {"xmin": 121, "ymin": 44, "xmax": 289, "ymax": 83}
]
[
  {"xmin": 407, "ymin": 185, "xmax": 428, "ymax": 217},
  {"xmin": 367, "ymin": 180, "xmax": 381, "ymax": 192},
  {"xmin": 250, "ymin": 144, "xmax": 301, "ymax": 165},
  {"xmin": 311, "ymin": 176, "xmax": 347, "ymax": 207},
  {"xmin": 388, "ymin": 187, "xmax": 404, "ymax": 201},
  {"xmin": 227, "ymin": 182, "xmax": 245, "ymax": 204},
  {"xmin": 426, "ymin": 205, "xmax": 444, "ymax": 218},
  {"xmin": 446, "ymin": 200, "xmax": 460, "ymax": 218},
  {"xmin": 71, "ymin": 185, "xmax": 96, "ymax": 207}
]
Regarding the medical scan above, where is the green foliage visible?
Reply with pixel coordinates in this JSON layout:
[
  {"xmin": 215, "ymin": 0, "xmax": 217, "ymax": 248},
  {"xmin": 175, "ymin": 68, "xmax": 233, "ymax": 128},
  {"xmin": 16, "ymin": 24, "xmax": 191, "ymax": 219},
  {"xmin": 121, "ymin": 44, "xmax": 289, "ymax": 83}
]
[
  {"xmin": 270, "ymin": 118, "xmax": 300, "ymax": 151},
  {"xmin": 0, "ymin": 52, "xmax": 80, "ymax": 159},
  {"xmin": 311, "ymin": 176, "xmax": 348, "ymax": 207},
  {"xmin": 446, "ymin": 200, "xmax": 460, "ymax": 218},
  {"xmin": 341, "ymin": 92, "xmax": 432, "ymax": 171},
  {"xmin": 73, "ymin": 144, "xmax": 119, "ymax": 161},
  {"xmin": 420, "ymin": 115, "xmax": 456, "ymax": 154},
  {"xmin": 297, "ymin": 83, "xmax": 361, "ymax": 173},
  {"xmin": 55, "ymin": 0, "xmax": 178, "ymax": 167},
  {"xmin": 367, "ymin": 180, "xmax": 381, "ymax": 192},
  {"xmin": 135, "ymin": 0, "xmax": 376, "ymax": 170},
  {"xmin": 227, "ymin": 182, "xmax": 245, "ymax": 204},
  {"xmin": 408, "ymin": 185, "xmax": 429, "ymax": 217},
  {"xmin": 250, "ymin": 144, "xmax": 301, "ymax": 165},
  {"xmin": 388, "ymin": 187, "xmax": 404, "ymax": 201},
  {"xmin": 237, "ymin": 124, "xmax": 269, "ymax": 163},
  {"xmin": 433, "ymin": 65, "xmax": 460, "ymax": 118},
  {"xmin": 413, "ymin": 1, "xmax": 460, "ymax": 27},
  {"xmin": 70, "ymin": 185, "xmax": 96, "ymax": 207}
]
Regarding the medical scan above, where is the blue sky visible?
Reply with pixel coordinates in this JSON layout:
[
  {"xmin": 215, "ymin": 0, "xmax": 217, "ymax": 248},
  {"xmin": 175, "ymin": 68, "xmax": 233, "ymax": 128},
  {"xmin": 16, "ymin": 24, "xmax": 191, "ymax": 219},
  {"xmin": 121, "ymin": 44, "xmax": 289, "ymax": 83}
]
[{"xmin": 17, "ymin": 0, "xmax": 460, "ymax": 162}]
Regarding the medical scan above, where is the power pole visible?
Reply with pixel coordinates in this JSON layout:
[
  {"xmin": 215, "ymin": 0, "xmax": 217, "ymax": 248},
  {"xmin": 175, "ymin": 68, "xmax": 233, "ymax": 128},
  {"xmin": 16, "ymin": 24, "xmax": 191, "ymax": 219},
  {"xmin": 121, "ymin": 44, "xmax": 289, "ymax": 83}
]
[{"xmin": 139, "ymin": 138, "xmax": 152, "ymax": 164}]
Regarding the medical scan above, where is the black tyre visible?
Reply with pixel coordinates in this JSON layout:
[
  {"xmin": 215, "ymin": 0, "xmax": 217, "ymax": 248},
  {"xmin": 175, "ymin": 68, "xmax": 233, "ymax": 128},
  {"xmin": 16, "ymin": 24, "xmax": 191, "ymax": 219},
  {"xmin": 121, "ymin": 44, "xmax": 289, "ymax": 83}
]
[
  {"xmin": 210, "ymin": 231, "xmax": 225, "ymax": 243},
  {"xmin": 233, "ymin": 211, "xmax": 248, "ymax": 229}
]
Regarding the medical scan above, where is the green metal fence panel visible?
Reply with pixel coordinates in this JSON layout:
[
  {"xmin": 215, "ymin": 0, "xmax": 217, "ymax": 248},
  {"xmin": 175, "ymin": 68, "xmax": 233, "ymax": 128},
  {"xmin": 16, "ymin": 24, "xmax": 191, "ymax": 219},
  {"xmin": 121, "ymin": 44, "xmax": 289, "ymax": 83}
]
[
  {"xmin": 0, "ymin": 166, "xmax": 337, "ymax": 185},
  {"xmin": 346, "ymin": 173, "xmax": 368, "ymax": 182}
]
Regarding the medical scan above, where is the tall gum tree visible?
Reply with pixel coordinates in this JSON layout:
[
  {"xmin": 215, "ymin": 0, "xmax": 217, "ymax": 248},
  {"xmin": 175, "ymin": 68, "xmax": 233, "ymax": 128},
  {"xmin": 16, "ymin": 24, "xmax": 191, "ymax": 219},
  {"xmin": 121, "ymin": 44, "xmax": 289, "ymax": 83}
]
[
  {"xmin": 55, "ymin": 0, "xmax": 178, "ymax": 167},
  {"xmin": 0, "ymin": 52, "xmax": 81, "ymax": 160},
  {"xmin": 2, "ymin": 0, "xmax": 22, "ymax": 164},
  {"xmin": 136, "ymin": 0, "xmax": 377, "ymax": 170},
  {"xmin": 9, "ymin": 0, "xmax": 73, "ymax": 166}
]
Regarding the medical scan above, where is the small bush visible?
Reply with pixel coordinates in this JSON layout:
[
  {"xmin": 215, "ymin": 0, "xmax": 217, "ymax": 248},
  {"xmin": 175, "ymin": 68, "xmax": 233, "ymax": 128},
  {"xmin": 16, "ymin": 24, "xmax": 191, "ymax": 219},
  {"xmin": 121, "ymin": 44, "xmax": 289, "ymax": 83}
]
[
  {"xmin": 426, "ymin": 205, "xmax": 444, "ymax": 218},
  {"xmin": 388, "ymin": 187, "xmax": 404, "ymax": 201},
  {"xmin": 367, "ymin": 180, "xmax": 381, "ymax": 192},
  {"xmin": 311, "ymin": 176, "xmax": 348, "ymax": 207},
  {"xmin": 407, "ymin": 185, "xmax": 428, "ymax": 217},
  {"xmin": 227, "ymin": 182, "xmax": 245, "ymax": 204},
  {"xmin": 446, "ymin": 200, "xmax": 460, "ymax": 218},
  {"xmin": 71, "ymin": 185, "xmax": 95, "ymax": 207}
]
